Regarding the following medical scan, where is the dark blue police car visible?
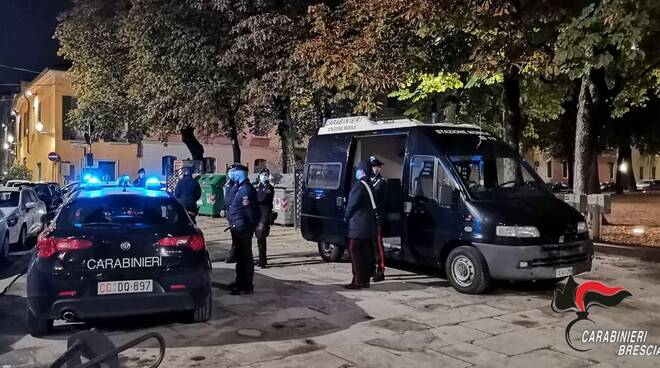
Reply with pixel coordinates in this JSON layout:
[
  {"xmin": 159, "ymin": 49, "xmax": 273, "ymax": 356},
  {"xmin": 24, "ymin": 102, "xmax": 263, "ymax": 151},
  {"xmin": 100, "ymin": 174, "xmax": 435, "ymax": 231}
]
[{"xmin": 26, "ymin": 183, "xmax": 212, "ymax": 336}]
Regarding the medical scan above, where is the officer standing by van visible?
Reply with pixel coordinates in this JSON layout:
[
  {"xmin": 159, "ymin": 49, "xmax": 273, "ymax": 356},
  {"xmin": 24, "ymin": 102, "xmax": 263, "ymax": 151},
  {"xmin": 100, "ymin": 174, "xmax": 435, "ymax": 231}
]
[
  {"xmin": 175, "ymin": 166, "xmax": 202, "ymax": 223},
  {"xmin": 255, "ymin": 168, "xmax": 274, "ymax": 268},
  {"xmin": 133, "ymin": 168, "xmax": 146, "ymax": 187},
  {"xmin": 369, "ymin": 156, "xmax": 386, "ymax": 282},
  {"xmin": 344, "ymin": 161, "xmax": 378, "ymax": 289},
  {"xmin": 226, "ymin": 163, "xmax": 258, "ymax": 295}
]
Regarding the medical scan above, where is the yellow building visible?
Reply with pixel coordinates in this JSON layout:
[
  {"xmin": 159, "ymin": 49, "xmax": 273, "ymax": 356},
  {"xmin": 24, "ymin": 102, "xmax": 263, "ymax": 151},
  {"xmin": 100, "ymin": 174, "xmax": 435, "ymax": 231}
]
[{"xmin": 10, "ymin": 68, "xmax": 140, "ymax": 184}]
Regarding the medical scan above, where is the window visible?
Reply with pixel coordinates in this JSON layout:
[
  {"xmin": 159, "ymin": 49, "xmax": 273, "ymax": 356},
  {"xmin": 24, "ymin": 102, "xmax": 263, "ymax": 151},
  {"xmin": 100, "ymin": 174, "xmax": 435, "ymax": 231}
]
[
  {"xmin": 306, "ymin": 163, "xmax": 342, "ymax": 190},
  {"xmin": 36, "ymin": 162, "xmax": 42, "ymax": 182},
  {"xmin": 409, "ymin": 156, "xmax": 454, "ymax": 200},
  {"xmin": 640, "ymin": 167, "xmax": 645, "ymax": 180},
  {"xmin": 62, "ymin": 96, "xmax": 82, "ymax": 141},
  {"xmin": 546, "ymin": 160, "xmax": 552, "ymax": 178},
  {"xmin": 0, "ymin": 192, "xmax": 19, "ymax": 207},
  {"xmin": 608, "ymin": 163, "xmax": 614, "ymax": 180},
  {"xmin": 562, "ymin": 161, "xmax": 569, "ymax": 179},
  {"xmin": 653, "ymin": 166, "xmax": 656, "ymax": 179}
]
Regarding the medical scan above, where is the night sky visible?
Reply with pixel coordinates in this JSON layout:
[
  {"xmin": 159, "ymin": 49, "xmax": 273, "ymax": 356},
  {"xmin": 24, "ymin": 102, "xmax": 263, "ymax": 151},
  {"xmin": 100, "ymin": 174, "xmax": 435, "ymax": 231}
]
[{"xmin": 0, "ymin": 0, "xmax": 71, "ymax": 97}]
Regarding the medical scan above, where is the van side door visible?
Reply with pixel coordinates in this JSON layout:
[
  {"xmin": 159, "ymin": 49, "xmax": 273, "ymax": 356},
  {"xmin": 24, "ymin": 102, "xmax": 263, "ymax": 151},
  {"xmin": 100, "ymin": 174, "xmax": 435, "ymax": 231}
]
[{"xmin": 404, "ymin": 156, "xmax": 460, "ymax": 266}]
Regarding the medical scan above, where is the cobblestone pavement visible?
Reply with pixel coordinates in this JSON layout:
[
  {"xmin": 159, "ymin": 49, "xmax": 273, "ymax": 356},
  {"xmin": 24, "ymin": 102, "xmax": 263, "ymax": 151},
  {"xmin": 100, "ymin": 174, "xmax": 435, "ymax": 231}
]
[{"xmin": 2, "ymin": 216, "xmax": 660, "ymax": 367}]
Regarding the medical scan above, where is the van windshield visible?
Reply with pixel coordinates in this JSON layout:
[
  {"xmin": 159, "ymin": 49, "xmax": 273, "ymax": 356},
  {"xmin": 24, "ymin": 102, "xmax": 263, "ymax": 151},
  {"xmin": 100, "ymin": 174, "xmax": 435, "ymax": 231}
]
[{"xmin": 447, "ymin": 142, "xmax": 548, "ymax": 199}]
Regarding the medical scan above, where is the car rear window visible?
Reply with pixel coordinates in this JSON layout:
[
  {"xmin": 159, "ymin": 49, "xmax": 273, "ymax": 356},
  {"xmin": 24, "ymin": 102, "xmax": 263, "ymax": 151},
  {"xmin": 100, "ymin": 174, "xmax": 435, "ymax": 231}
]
[
  {"xmin": 0, "ymin": 192, "xmax": 19, "ymax": 207},
  {"xmin": 56, "ymin": 195, "xmax": 191, "ymax": 230}
]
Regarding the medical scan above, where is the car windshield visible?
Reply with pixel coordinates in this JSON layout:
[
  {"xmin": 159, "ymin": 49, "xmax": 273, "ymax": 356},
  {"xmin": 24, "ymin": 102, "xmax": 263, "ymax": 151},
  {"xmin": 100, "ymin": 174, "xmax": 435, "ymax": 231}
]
[
  {"xmin": 56, "ymin": 195, "xmax": 191, "ymax": 230},
  {"xmin": 447, "ymin": 142, "xmax": 549, "ymax": 199},
  {"xmin": 0, "ymin": 191, "xmax": 20, "ymax": 207}
]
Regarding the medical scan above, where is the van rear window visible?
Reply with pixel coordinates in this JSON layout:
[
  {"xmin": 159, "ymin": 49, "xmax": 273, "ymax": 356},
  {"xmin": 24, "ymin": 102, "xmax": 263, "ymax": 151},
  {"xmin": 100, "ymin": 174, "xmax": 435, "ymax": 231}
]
[{"xmin": 307, "ymin": 163, "xmax": 342, "ymax": 190}]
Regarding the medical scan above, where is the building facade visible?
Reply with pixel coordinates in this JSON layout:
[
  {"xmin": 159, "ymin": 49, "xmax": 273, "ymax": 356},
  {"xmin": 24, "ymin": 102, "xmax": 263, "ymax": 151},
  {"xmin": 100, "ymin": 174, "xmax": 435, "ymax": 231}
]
[{"xmin": 10, "ymin": 69, "xmax": 140, "ymax": 183}]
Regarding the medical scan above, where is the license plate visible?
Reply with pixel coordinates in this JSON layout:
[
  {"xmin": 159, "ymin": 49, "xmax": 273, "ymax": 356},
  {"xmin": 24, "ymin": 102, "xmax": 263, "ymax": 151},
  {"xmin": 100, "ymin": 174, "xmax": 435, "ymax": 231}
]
[
  {"xmin": 98, "ymin": 279, "xmax": 153, "ymax": 295},
  {"xmin": 555, "ymin": 267, "xmax": 573, "ymax": 278}
]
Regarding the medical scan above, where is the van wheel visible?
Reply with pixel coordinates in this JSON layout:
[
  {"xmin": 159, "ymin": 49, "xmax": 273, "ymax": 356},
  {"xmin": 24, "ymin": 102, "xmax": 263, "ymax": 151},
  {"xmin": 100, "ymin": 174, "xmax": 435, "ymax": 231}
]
[
  {"xmin": 190, "ymin": 287, "xmax": 212, "ymax": 323},
  {"xmin": 318, "ymin": 242, "xmax": 345, "ymax": 262},
  {"xmin": 26, "ymin": 308, "xmax": 53, "ymax": 337},
  {"xmin": 445, "ymin": 246, "xmax": 490, "ymax": 294}
]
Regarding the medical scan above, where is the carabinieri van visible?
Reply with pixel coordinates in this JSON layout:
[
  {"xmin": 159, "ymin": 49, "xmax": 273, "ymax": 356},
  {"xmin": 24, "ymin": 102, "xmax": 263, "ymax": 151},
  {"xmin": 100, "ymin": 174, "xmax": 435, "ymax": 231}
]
[{"xmin": 300, "ymin": 116, "xmax": 593, "ymax": 294}]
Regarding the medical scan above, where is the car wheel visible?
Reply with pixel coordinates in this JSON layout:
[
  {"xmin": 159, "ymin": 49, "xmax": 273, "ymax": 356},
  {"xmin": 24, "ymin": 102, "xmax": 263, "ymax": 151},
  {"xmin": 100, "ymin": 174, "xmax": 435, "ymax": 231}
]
[
  {"xmin": 0, "ymin": 233, "xmax": 8, "ymax": 264},
  {"xmin": 318, "ymin": 242, "xmax": 345, "ymax": 262},
  {"xmin": 445, "ymin": 246, "xmax": 490, "ymax": 294},
  {"xmin": 26, "ymin": 308, "xmax": 53, "ymax": 337},
  {"xmin": 190, "ymin": 287, "xmax": 212, "ymax": 323}
]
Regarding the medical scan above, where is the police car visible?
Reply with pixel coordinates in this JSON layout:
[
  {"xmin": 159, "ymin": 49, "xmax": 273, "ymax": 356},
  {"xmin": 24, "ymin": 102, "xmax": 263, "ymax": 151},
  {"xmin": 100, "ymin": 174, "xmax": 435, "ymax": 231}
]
[{"xmin": 26, "ymin": 178, "xmax": 212, "ymax": 336}]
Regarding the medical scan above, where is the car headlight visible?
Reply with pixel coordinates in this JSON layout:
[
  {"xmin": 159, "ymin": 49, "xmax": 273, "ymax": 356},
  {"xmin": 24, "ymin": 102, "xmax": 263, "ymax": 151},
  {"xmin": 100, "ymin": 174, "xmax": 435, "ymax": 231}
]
[
  {"xmin": 496, "ymin": 225, "xmax": 540, "ymax": 238},
  {"xmin": 6, "ymin": 215, "xmax": 18, "ymax": 227},
  {"xmin": 577, "ymin": 221, "xmax": 588, "ymax": 234}
]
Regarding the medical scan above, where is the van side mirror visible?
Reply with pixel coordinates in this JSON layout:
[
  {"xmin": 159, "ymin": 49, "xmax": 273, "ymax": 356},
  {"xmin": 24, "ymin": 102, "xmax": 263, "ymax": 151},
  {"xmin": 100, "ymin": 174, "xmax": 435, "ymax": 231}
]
[{"xmin": 437, "ymin": 184, "xmax": 455, "ymax": 207}]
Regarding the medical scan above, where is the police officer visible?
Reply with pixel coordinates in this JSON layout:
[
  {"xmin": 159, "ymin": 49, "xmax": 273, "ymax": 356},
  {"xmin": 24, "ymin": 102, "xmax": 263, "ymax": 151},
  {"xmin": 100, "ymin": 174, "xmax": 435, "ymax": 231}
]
[
  {"xmin": 255, "ymin": 168, "xmax": 274, "ymax": 268},
  {"xmin": 344, "ymin": 161, "xmax": 378, "ymax": 289},
  {"xmin": 226, "ymin": 163, "xmax": 258, "ymax": 295},
  {"xmin": 133, "ymin": 168, "xmax": 146, "ymax": 187},
  {"xmin": 222, "ymin": 166, "xmax": 237, "ymax": 263},
  {"xmin": 369, "ymin": 156, "xmax": 386, "ymax": 282},
  {"xmin": 174, "ymin": 166, "xmax": 202, "ymax": 223}
]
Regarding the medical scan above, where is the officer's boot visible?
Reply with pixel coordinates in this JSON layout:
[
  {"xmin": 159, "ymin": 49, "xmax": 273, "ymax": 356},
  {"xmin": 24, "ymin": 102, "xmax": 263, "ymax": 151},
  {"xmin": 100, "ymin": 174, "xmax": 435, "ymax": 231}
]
[{"xmin": 226, "ymin": 243, "xmax": 237, "ymax": 263}]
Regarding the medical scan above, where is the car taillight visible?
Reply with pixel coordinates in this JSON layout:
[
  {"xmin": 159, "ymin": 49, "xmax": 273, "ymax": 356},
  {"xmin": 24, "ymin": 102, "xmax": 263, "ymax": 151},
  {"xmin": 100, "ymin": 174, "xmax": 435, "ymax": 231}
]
[
  {"xmin": 158, "ymin": 234, "xmax": 205, "ymax": 252},
  {"xmin": 37, "ymin": 236, "xmax": 93, "ymax": 258}
]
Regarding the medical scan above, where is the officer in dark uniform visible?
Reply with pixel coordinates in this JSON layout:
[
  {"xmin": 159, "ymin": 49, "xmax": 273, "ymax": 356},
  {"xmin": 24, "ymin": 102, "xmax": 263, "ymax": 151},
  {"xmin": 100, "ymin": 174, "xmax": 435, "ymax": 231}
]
[
  {"xmin": 226, "ymin": 163, "xmax": 258, "ymax": 295},
  {"xmin": 255, "ymin": 168, "xmax": 274, "ymax": 268},
  {"xmin": 222, "ymin": 166, "xmax": 237, "ymax": 263},
  {"xmin": 369, "ymin": 156, "xmax": 386, "ymax": 282},
  {"xmin": 344, "ymin": 161, "xmax": 378, "ymax": 289},
  {"xmin": 133, "ymin": 168, "xmax": 146, "ymax": 187},
  {"xmin": 174, "ymin": 166, "xmax": 202, "ymax": 223}
]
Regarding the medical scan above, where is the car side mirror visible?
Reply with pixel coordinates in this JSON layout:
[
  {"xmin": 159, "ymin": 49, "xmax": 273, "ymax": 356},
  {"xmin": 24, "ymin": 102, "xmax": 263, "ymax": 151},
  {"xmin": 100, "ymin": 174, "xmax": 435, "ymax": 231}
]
[
  {"xmin": 41, "ymin": 212, "xmax": 55, "ymax": 224},
  {"xmin": 437, "ymin": 184, "xmax": 456, "ymax": 207},
  {"xmin": 25, "ymin": 202, "xmax": 36, "ymax": 210}
]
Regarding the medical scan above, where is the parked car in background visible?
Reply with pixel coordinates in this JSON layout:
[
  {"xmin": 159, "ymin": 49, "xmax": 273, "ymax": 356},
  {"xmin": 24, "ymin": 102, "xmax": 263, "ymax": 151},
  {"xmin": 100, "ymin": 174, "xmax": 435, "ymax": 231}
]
[
  {"xmin": 19, "ymin": 183, "xmax": 63, "ymax": 213},
  {"xmin": 0, "ymin": 212, "xmax": 10, "ymax": 263},
  {"xmin": 0, "ymin": 187, "xmax": 47, "ymax": 248},
  {"xmin": 5, "ymin": 180, "xmax": 30, "ymax": 187},
  {"xmin": 551, "ymin": 182, "xmax": 571, "ymax": 193},
  {"xmin": 636, "ymin": 180, "xmax": 660, "ymax": 192},
  {"xmin": 600, "ymin": 181, "xmax": 617, "ymax": 192},
  {"xmin": 45, "ymin": 182, "xmax": 62, "ymax": 198}
]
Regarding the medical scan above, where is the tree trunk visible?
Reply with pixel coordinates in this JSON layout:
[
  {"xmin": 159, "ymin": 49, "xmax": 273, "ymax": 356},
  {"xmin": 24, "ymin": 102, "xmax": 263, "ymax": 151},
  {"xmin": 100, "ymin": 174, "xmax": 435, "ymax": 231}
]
[
  {"xmin": 227, "ymin": 113, "xmax": 241, "ymax": 164},
  {"xmin": 615, "ymin": 142, "xmax": 636, "ymax": 193},
  {"xmin": 573, "ymin": 71, "xmax": 603, "ymax": 195},
  {"xmin": 501, "ymin": 67, "xmax": 523, "ymax": 182},
  {"xmin": 180, "ymin": 127, "xmax": 204, "ymax": 161}
]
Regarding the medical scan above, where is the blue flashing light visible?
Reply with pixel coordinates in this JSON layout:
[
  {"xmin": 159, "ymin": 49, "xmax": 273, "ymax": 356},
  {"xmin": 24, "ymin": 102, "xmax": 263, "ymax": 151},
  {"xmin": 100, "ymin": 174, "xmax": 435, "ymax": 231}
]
[
  {"xmin": 145, "ymin": 189, "xmax": 168, "ymax": 198},
  {"xmin": 145, "ymin": 177, "xmax": 161, "ymax": 189},
  {"xmin": 86, "ymin": 177, "xmax": 100, "ymax": 185}
]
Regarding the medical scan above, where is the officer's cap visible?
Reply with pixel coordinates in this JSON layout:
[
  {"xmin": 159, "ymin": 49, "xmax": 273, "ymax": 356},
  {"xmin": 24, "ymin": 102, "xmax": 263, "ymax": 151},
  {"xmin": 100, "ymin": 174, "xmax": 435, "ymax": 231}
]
[
  {"xmin": 230, "ymin": 163, "xmax": 249, "ymax": 172},
  {"xmin": 369, "ymin": 155, "xmax": 384, "ymax": 167},
  {"xmin": 259, "ymin": 167, "xmax": 270, "ymax": 175}
]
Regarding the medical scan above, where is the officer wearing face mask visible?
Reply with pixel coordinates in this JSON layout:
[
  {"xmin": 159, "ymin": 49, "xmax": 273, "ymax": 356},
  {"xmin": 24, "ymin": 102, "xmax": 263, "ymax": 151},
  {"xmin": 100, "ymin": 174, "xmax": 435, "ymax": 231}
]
[
  {"xmin": 222, "ymin": 166, "xmax": 237, "ymax": 263},
  {"xmin": 226, "ymin": 163, "xmax": 258, "ymax": 295},
  {"xmin": 369, "ymin": 156, "xmax": 386, "ymax": 282},
  {"xmin": 255, "ymin": 168, "xmax": 274, "ymax": 268},
  {"xmin": 344, "ymin": 161, "xmax": 378, "ymax": 289}
]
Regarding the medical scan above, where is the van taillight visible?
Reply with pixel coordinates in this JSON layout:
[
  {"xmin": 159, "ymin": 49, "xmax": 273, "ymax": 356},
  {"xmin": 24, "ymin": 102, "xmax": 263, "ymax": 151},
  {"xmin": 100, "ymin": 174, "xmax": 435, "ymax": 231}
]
[
  {"xmin": 37, "ymin": 236, "xmax": 93, "ymax": 258},
  {"xmin": 158, "ymin": 234, "xmax": 205, "ymax": 252}
]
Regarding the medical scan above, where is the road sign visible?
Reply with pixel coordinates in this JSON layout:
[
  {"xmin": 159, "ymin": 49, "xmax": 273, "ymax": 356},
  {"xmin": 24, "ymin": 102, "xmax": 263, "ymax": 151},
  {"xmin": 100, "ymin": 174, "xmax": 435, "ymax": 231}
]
[{"xmin": 48, "ymin": 152, "xmax": 60, "ymax": 162}]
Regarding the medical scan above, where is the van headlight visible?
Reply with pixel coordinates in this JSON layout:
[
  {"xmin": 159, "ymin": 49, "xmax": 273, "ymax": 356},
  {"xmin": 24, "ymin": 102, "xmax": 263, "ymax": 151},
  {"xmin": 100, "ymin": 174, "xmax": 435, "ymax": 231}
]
[
  {"xmin": 577, "ymin": 221, "xmax": 588, "ymax": 234},
  {"xmin": 496, "ymin": 225, "xmax": 540, "ymax": 238}
]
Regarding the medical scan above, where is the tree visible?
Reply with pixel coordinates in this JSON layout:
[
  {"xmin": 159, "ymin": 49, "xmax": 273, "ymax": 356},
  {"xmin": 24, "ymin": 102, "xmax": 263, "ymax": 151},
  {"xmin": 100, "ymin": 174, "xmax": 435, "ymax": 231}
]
[
  {"xmin": 553, "ymin": 0, "xmax": 660, "ymax": 194},
  {"xmin": 2, "ymin": 165, "xmax": 32, "ymax": 183}
]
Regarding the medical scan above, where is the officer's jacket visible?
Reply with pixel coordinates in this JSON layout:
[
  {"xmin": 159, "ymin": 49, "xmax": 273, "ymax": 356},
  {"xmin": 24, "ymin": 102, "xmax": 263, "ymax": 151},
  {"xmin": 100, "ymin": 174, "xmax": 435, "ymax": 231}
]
[
  {"xmin": 133, "ymin": 177, "xmax": 146, "ymax": 188},
  {"xmin": 223, "ymin": 180, "xmax": 236, "ymax": 211},
  {"xmin": 227, "ymin": 179, "xmax": 258, "ymax": 232},
  {"xmin": 175, "ymin": 176, "xmax": 202, "ymax": 209},
  {"xmin": 345, "ymin": 178, "xmax": 378, "ymax": 239},
  {"xmin": 371, "ymin": 173, "xmax": 386, "ymax": 220},
  {"xmin": 256, "ymin": 181, "xmax": 274, "ymax": 224}
]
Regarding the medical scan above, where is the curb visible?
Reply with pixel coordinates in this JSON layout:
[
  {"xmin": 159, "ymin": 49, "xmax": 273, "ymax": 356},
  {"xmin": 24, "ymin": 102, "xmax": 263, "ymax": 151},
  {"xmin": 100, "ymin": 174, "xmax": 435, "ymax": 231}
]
[{"xmin": 594, "ymin": 242, "xmax": 660, "ymax": 262}]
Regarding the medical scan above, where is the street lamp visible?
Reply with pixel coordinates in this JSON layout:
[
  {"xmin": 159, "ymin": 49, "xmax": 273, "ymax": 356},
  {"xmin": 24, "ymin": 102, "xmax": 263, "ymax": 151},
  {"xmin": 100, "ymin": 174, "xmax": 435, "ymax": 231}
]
[
  {"xmin": 7, "ymin": 134, "xmax": 14, "ymax": 143},
  {"xmin": 3, "ymin": 143, "xmax": 8, "ymax": 150},
  {"xmin": 35, "ymin": 121, "xmax": 44, "ymax": 132},
  {"xmin": 25, "ymin": 89, "xmax": 33, "ymax": 97}
]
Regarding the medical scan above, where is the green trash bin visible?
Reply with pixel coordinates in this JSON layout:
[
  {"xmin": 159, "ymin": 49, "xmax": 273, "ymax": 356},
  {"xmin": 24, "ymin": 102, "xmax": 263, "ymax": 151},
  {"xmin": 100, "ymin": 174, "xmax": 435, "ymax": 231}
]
[{"xmin": 198, "ymin": 174, "xmax": 226, "ymax": 217}]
